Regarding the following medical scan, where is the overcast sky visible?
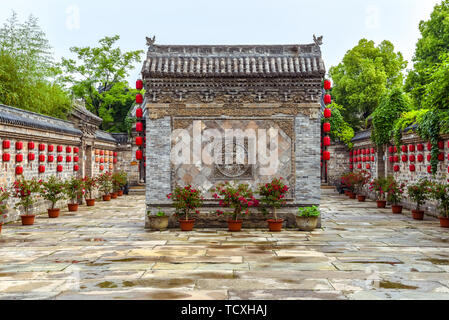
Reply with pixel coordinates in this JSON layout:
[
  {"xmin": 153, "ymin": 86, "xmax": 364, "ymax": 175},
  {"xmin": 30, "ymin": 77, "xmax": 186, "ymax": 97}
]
[{"xmin": 0, "ymin": 0, "xmax": 441, "ymax": 83}]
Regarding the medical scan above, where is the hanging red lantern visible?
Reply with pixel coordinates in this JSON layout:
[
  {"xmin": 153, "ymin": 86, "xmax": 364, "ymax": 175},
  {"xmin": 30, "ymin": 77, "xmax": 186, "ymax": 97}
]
[
  {"xmin": 39, "ymin": 155, "xmax": 46, "ymax": 162},
  {"xmin": 136, "ymin": 150, "xmax": 143, "ymax": 160},
  {"xmin": 74, "ymin": 147, "xmax": 79, "ymax": 154},
  {"xmin": 57, "ymin": 155, "xmax": 63, "ymax": 163},
  {"xmin": 349, "ymin": 164, "xmax": 354, "ymax": 170},
  {"xmin": 349, "ymin": 151, "xmax": 353, "ymax": 156},
  {"xmin": 409, "ymin": 155, "xmax": 416, "ymax": 162},
  {"xmin": 438, "ymin": 141, "xmax": 444, "ymax": 149},
  {"xmin": 38, "ymin": 165, "xmax": 45, "ymax": 174},
  {"xmin": 417, "ymin": 154, "xmax": 424, "ymax": 162},
  {"xmin": 28, "ymin": 141, "xmax": 35, "ymax": 150},
  {"xmin": 113, "ymin": 158, "xmax": 118, "ymax": 164},
  {"xmin": 99, "ymin": 150, "xmax": 104, "ymax": 156},
  {"xmin": 136, "ymin": 94, "xmax": 143, "ymax": 104},
  {"xmin": 57, "ymin": 145, "xmax": 63, "ymax": 153},
  {"xmin": 410, "ymin": 164, "xmax": 416, "ymax": 172},
  {"xmin": 16, "ymin": 142, "xmax": 23, "ymax": 150},
  {"xmin": 409, "ymin": 145, "xmax": 415, "ymax": 152},
  {"xmin": 358, "ymin": 164, "xmax": 362, "ymax": 169},
  {"xmin": 28, "ymin": 153, "xmax": 35, "ymax": 162},
  {"xmin": 363, "ymin": 157, "xmax": 367, "ymax": 162},
  {"xmin": 362, "ymin": 149, "xmax": 366, "ymax": 155},
  {"xmin": 427, "ymin": 166, "xmax": 432, "ymax": 174},
  {"xmin": 394, "ymin": 156, "xmax": 399, "ymax": 162},
  {"xmin": 66, "ymin": 156, "xmax": 72, "ymax": 163},
  {"xmin": 427, "ymin": 155, "xmax": 432, "ymax": 162},
  {"xmin": 323, "ymin": 94, "xmax": 332, "ymax": 105},
  {"xmin": 438, "ymin": 153, "xmax": 444, "ymax": 161},
  {"xmin": 417, "ymin": 143, "xmax": 424, "ymax": 151},
  {"xmin": 2, "ymin": 153, "xmax": 10, "ymax": 162},
  {"xmin": 100, "ymin": 158, "xmax": 104, "ymax": 163},
  {"xmin": 371, "ymin": 156, "xmax": 375, "ymax": 162},
  {"xmin": 48, "ymin": 145, "xmax": 54, "ymax": 152},
  {"xmin": 358, "ymin": 156, "xmax": 362, "ymax": 162},
  {"xmin": 323, "ymin": 151, "xmax": 331, "ymax": 161},
  {"xmin": 427, "ymin": 143, "xmax": 432, "ymax": 151},
  {"xmin": 366, "ymin": 164, "xmax": 371, "ymax": 170},
  {"xmin": 136, "ymin": 108, "xmax": 143, "ymax": 118},
  {"xmin": 48, "ymin": 155, "xmax": 54, "ymax": 163},
  {"xmin": 323, "ymin": 79, "xmax": 332, "ymax": 90},
  {"xmin": 136, "ymin": 122, "xmax": 144, "ymax": 132},
  {"xmin": 389, "ymin": 156, "xmax": 394, "ymax": 163},
  {"xmin": 16, "ymin": 154, "xmax": 23, "ymax": 163},
  {"xmin": 401, "ymin": 155, "xmax": 408, "ymax": 163},
  {"xmin": 100, "ymin": 165, "xmax": 104, "ymax": 171},
  {"xmin": 324, "ymin": 108, "xmax": 332, "ymax": 119},
  {"xmin": 136, "ymin": 137, "xmax": 144, "ymax": 146},
  {"xmin": 74, "ymin": 156, "xmax": 79, "ymax": 163},
  {"xmin": 74, "ymin": 165, "xmax": 79, "ymax": 172},
  {"xmin": 394, "ymin": 165, "xmax": 400, "ymax": 172},
  {"xmin": 136, "ymin": 79, "xmax": 144, "ymax": 90},
  {"xmin": 57, "ymin": 165, "xmax": 63, "ymax": 172},
  {"xmin": 388, "ymin": 146, "xmax": 394, "ymax": 154},
  {"xmin": 371, "ymin": 148, "xmax": 375, "ymax": 154},
  {"xmin": 39, "ymin": 144, "xmax": 46, "ymax": 152},
  {"xmin": 66, "ymin": 146, "xmax": 72, "ymax": 153},
  {"xmin": 15, "ymin": 166, "xmax": 23, "ymax": 175},
  {"xmin": 349, "ymin": 158, "xmax": 353, "ymax": 163},
  {"xmin": 2, "ymin": 140, "xmax": 10, "ymax": 149},
  {"xmin": 402, "ymin": 145, "xmax": 408, "ymax": 153},
  {"xmin": 394, "ymin": 146, "xmax": 398, "ymax": 153},
  {"xmin": 113, "ymin": 152, "xmax": 118, "ymax": 157},
  {"xmin": 323, "ymin": 136, "xmax": 331, "ymax": 147}
]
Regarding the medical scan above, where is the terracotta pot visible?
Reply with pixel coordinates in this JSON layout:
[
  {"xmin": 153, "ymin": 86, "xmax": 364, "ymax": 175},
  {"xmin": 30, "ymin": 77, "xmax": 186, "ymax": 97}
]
[
  {"xmin": 344, "ymin": 190, "xmax": 350, "ymax": 196},
  {"xmin": 357, "ymin": 195, "xmax": 366, "ymax": 202},
  {"xmin": 179, "ymin": 219, "xmax": 195, "ymax": 232},
  {"xmin": 0, "ymin": 223, "xmax": 2, "ymax": 234},
  {"xmin": 48, "ymin": 208, "xmax": 60, "ymax": 219},
  {"xmin": 228, "ymin": 220, "xmax": 243, "ymax": 232},
  {"xmin": 103, "ymin": 195, "xmax": 111, "ymax": 202},
  {"xmin": 68, "ymin": 204, "xmax": 79, "ymax": 212},
  {"xmin": 267, "ymin": 219, "xmax": 284, "ymax": 232},
  {"xmin": 377, "ymin": 200, "xmax": 387, "ymax": 208},
  {"xmin": 86, "ymin": 199, "xmax": 96, "ymax": 207},
  {"xmin": 296, "ymin": 216, "xmax": 319, "ymax": 231},
  {"xmin": 412, "ymin": 210, "xmax": 424, "ymax": 221},
  {"xmin": 117, "ymin": 190, "xmax": 124, "ymax": 197},
  {"xmin": 392, "ymin": 205, "xmax": 403, "ymax": 214},
  {"xmin": 148, "ymin": 216, "xmax": 170, "ymax": 231},
  {"xmin": 349, "ymin": 193, "xmax": 356, "ymax": 199},
  {"xmin": 21, "ymin": 215, "xmax": 35, "ymax": 226},
  {"xmin": 440, "ymin": 217, "xmax": 449, "ymax": 228},
  {"xmin": 111, "ymin": 193, "xmax": 118, "ymax": 199}
]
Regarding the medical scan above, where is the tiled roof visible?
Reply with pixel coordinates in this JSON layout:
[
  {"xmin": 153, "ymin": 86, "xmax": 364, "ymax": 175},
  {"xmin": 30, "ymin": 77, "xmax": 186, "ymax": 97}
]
[
  {"xmin": 142, "ymin": 44, "xmax": 325, "ymax": 78},
  {"xmin": 352, "ymin": 130, "xmax": 372, "ymax": 142},
  {"xmin": 95, "ymin": 130, "xmax": 117, "ymax": 143}
]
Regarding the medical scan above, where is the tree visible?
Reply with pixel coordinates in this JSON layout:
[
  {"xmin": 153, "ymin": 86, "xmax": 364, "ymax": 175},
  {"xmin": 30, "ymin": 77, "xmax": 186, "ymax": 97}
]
[
  {"xmin": 60, "ymin": 36, "xmax": 143, "ymax": 132},
  {"xmin": 405, "ymin": 0, "xmax": 449, "ymax": 107},
  {"xmin": 322, "ymin": 103, "xmax": 354, "ymax": 148},
  {"xmin": 0, "ymin": 12, "xmax": 71, "ymax": 118},
  {"xmin": 329, "ymin": 39, "xmax": 407, "ymax": 130}
]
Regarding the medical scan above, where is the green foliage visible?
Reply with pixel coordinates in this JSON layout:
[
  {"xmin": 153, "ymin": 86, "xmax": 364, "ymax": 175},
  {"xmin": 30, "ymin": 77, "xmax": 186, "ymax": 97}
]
[
  {"xmin": 98, "ymin": 173, "xmax": 113, "ymax": 196},
  {"xmin": 329, "ymin": 39, "xmax": 407, "ymax": 130},
  {"xmin": 60, "ymin": 35, "xmax": 143, "ymax": 132},
  {"xmin": 430, "ymin": 182, "xmax": 449, "ymax": 218},
  {"xmin": 167, "ymin": 186, "xmax": 204, "ymax": 221},
  {"xmin": 257, "ymin": 178, "xmax": 289, "ymax": 220},
  {"xmin": 385, "ymin": 176, "xmax": 406, "ymax": 205},
  {"xmin": 64, "ymin": 177, "xmax": 84, "ymax": 204},
  {"xmin": 392, "ymin": 109, "xmax": 429, "ymax": 147},
  {"xmin": 211, "ymin": 182, "xmax": 258, "ymax": 221},
  {"xmin": 297, "ymin": 206, "xmax": 320, "ymax": 218},
  {"xmin": 0, "ymin": 12, "xmax": 72, "ymax": 118},
  {"xmin": 322, "ymin": 103, "xmax": 354, "ymax": 147},
  {"xmin": 416, "ymin": 109, "xmax": 441, "ymax": 174},
  {"xmin": 12, "ymin": 178, "xmax": 40, "ymax": 215},
  {"xmin": 369, "ymin": 177, "xmax": 389, "ymax": 201},
  {"xmin": 405, "ymin": 0, "xmax": 449, "ymax": 107},
  {"xmin": 408, "ymin": 179, "xmax": 432, "ymax": 211},
  {"xmin": 111, "ymin": 171, "xmax": 127, "ymax": 192},
  {"xmin": 39, "ymin": 176, "xmax": 65, "ymax": 210},
  {"xmin": 371, "ymin": 88, "xmax": 411, "ymax": 147}
]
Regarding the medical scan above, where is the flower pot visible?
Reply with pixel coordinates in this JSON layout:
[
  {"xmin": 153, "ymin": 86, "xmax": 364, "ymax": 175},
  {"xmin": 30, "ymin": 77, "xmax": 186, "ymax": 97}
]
[
  {"xmin": 48, "ymin": 208, "xmax": 60, "ymax": 219},
  {"xmin": 392, "ymin": 205, "xmax": 403, "ymax": 214},
  {"xmin": 228, "ymin": 220, "xmax": 243, "ymax": 232},
  {"xmin": 267, "ymin": 219, "xmax": 284, "ymax": 232},
  {"xmin": 440, "ymin": 217, "xmax": 449, "ymax": 228},
  {"xmin": 349, "ymin": 193, "xmax": 356, "ymax": 199},
  {"xmin": 0, "ymin": 223, "xmax": 2, "ymax": 234},
  {"xmin": 103, "ymin": 195, "xmax": 111, "ymax": 202},
  {"xmin": 68, "ymin": 204, "xmax": 79, "ymax": 212},
  {"xmin": 412, "ymin": 210, "xmax": 424, "ymax": 221},
  {"xmin": 296, "ymin": 216, "xmax": 319, "ymax": 231},
  {"xmin": 117, "ymin": 190, "xmax": 124, "ymax": 197},
  {"xmin": 148, "ymin": 216, "xmax": 170, "ymax": 231},
  {"xmin": 111, "ymin": 193, "xmax": 118, "ymax": 199},
  {"xmin": 86, "ymin": 199, "xmax": 96, "ymax": 207},
  {"xmin": 344, "ymin": 190, "xmax": 350, "ymax": 196},
  {"xmin": 179, "ymin": 219, "xmax": 195, "ymax": 232},
  {"xmin": 357, "ymin": 195, "xmax": 366, "ymax": 202},
  {"xmin": 21, "ymin": 215, "xmax": 35, "ymax": 226},
  {"xmin": 376, "ymin": 200, "xmax": 387, "ymax": 208}
]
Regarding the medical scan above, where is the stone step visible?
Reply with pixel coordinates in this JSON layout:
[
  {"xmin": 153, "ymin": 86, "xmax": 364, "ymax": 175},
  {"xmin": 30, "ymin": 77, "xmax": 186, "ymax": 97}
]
[{"xmin": 128, "ymin": 187, "xmax": 146, "ymax": 195}]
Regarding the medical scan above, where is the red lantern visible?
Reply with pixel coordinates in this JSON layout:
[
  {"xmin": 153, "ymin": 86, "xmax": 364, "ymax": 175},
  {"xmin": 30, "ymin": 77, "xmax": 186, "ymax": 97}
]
[
  {"xmin": 38, "ymin": 165, "xmax": 45, "ymax": 174},
  {"xmin": 366, "ymin": 164, "xmax": 371, "ymax": 170},
  {"xmin": 362, "ymin": 149, "xmax": 366, "ymax": 155},
  {"xmin": 394, "ymin": 156, "xmax": 399, "ymax": 162},
  {"xmin": 2, "ymin": 153, "xmax": 10, "ymax": 162},
  {"xmin": 100, "ymin": 158, "xmax": 104, "ymax": 163},
  {"xmin": 39, "ymin": 155, "xmax": 46, "ymax": 162},
  {"xmin": 66, "ymin": 146, "xmax": 72, "ymax": 153},
  {"xmin": 28, "ymin": 153, "xmax": 35, "ymax": 162},
  {"xmin": 16, "ymin": 142, "xmax": 23, "ymax": 150},
  {"xmin": 28, "ymin": 142, "xmax": 35, "ymax": 150},
  {"xmin": 48, "ymin": 155, "xmax": 54, "ymax": 163},
  {"xmin": 48, "ymin": 145, "xmax": 54, "ymax": 152},
  {"xmin": 410, "ymin": 164, "xmax": 416, "ymax": 172},
  {"xmin": 323, "ymin": 123, "xmax": 331, "ymax": 134},
  {"xmin": 349, "ymin": 151, "xmax": 353, "ymax": 156},
  {"xmin": 136, "ymin": 137, "xmax": 144, "ymax": 146},
  {"xmin": 417, "ymin": 154, "xmax": 424, "ymax": 162},
  {"xmin": 57, "ymin": 155, "xmax": 63, "ymax": 163},
  {"xmin": 438, "ymin": 153, "xmax": 444, "ymax": 161},
  {"xmin": 427, "ymin": 143, "xmax": 432, "ymax": 151},
  {"xmin": 394, "ymin": 165, "xmax": 400, "ymax": 172},
  {"xmin": 371, "ymin": 148, "xmax": 375, "ymax": 154},
  {"xmin": 39, "ymin": 144, "xmax": 46, "ymax": 151},
  {"xmin": 113, "ymin": 158, "xmax": 118, "ymax": 164},
  {"xmin": 100, "ymin": 165, "xmax": 104, "ymax": 171},
  {"xmin": 417, "ymin": 144, "xmax": 424, "ymax": 151},
  {"xmin": 409, "ymin": 155, "xmax": 416, "ymax": 162},
  {"xmin": 136, "ymin": 122, "xmax": 144, "ymax": 132},
  {"xmin": 323, "ymin": 151, "xmax": 331, "ymax": 161},
  {"xmin": 57, "ymin": 165, "xmax": 63, "ymax": 172},
  {"xmin": 136, "ymin": 79, "xmax": 144, "ymax": 90},
  {"xmin": 358, "ymin": 164, "xmax": 362, "ymax": 169},
  {"xmin": 114, "ymin": 152, "xmax": 118, "ymax": 157},
  {"xmin": 371, "ymin": 156, "xmax": 375, "ymax": 162},
  {"xmin": 349, "ymin": 164, "xmax": 354, "ymax": 170},
  {"xmin": 57, "ymin": 146, "xmax": 63, "ymax": 153},
  {"xmin": 401, "ymin": 145, "xmax": 408, "ymax": 153},
  {"xmin": 323, "ymin": 94, "xmax": 332, "ymax": 105},
  {"xmin": 409, "ymin": 145, "xmax": 415, "ymax": 152},
  {"xmin": 323, "ymin": 136, "xmax": 331, "ymax": 147},
  {"xmin": 136, "ymin": 150, "xmax": 143, "ymax": 160},
  {"xmin": 427, "ymin": 166, "xmax": 432, "ymax": 174},
  {"xmin": 66, "ymin": 156, "xmax": 72, "ymax": 163},
  {"xmin": 438, "ymin": 141, "xmax": 444, "ymax": 149},
  {"xmin": 2, "ymin": 140, "xmax": 10, "ymax": 149},
  {"xmin": 74, "ymin": 156, "xmax": 79, "ymax": 163},
  {"xmin": 394, "ymin": 146, "xmax": 398, "ymax": 153},
  {"xmin": 15, "ymin": 166, "xmax": 23, "ymax": 175},
  {"xmin": 136, "ymin": 108, "xmax": 144, "ymax": 118},
  {"xmin": 389, "ymin": 156, "xmax": 394, "ymax": 163},
  {"xmin": 358, "ymin": 156, "xmax": 362, "ymax": 162},
  {"xmin": 74, "ymin": 147, "xmax": 79, "ymax": 154},
  {"xmin": 323, "ymin": 79, "xmax": 332, "ymax": 90},
  {"xmin": 74, "ymin": 165, "xmax": 79, "ymax": 172},
  {"xmin": 324, "ymin": 108, "xmax": 332, "ymax": 119},
  {"xmin": 388, "ymin": 146, "xmax": 394, "ymax": 154},
  {"xmin": 100, "ymin": 150, "xmax": 104, "ymax": 156},
  {"xmin": 16, "ymin": 154, "xmax": 23, "ymax": 163},
  {"xmin": 349, "ymin": 158, "xmax": 353, "ymax": 163},
  {"xmin": 136, "ymin": 94, "xmax": 143, "ymax": 104},
  {"xmin": 427, "ymin": 155, "xmax": 432, "ymax": 162}
]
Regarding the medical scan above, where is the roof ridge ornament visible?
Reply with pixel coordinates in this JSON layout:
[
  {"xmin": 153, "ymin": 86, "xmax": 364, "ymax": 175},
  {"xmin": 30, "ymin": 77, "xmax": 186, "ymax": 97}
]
[
  {"xmin": 313, "ymin": 35, "xmax": 323, "ymax": 46},
  {"xmin": 146, "ymin": 36, "xmax": 156, "ymax": 51}
]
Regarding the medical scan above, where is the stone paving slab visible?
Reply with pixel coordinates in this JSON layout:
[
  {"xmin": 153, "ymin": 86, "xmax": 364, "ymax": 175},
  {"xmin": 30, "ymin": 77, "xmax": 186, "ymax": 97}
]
[{"xmin": 1, "ymin": 192, "xmax": 449, "ymax": 300}]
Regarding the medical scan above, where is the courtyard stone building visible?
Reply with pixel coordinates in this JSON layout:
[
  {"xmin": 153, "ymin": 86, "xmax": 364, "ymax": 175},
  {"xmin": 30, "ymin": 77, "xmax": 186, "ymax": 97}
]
[{"xmin": 142, "ymin": 38, "xmax": 326, "ymax": 227}]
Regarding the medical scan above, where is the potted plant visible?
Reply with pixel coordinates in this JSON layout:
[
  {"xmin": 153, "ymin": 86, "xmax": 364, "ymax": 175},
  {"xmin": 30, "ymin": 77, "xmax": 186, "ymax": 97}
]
[
  {"xmin": 297, "ymin": 206, "xmax": 321, "ymax": 231},
  {"xmin": 147, "ymin": 209, "xmax": 170, "ymax": 231},
  {"xmin": 167, "ymin": 185, "xmax": 204, "ymax": 231},
  {"xmin": 64, "ymin": 177, "xmax": 84, "ymax": 212},
  {"xmin": 111, "ymin": 172, "xmax": 126, "ymax": 199},
  {"xmin": 341, "ymin": 173, "xmax": 357, "ymax": 199},
  {"xmin": 430, "ymin": 182, "xmax": 449, "ymax": 228},
  {"xmin": 0, "ymin": 186, "xmax": 10, "ymax": 233},
  {"xmin": 212, "ymin": 182, "xmax": 259, "ymax": 232},
  {"xmin": 82, "ymin": 176, "xmax": 98, "ymax": 207},
  {"xmin": 12, "ymin": 178, "xmax": 40, "ymax": 226},
  {"xmin": 98, "ymin": 173, "xmax": 113, "ymax": 201},
  {"xmin": 257, "ymin": 178, "xmax": 289, "ymax": 232},
  {"xmin": 407, "ymin": 179, "xmax": 431, "ymax": 221},
  {"xmin": 354, "ymin": 170, "xmax": 371, "ymax": 202},
  {"xmin": 40, "ymin": 176, "xmax": 65, "ymax": 218},
  {"xmin": 369, "ymin": 177, "xmax": 388, "ymax": 208},
  {"xmin": 117, "ymin": 171, "xmax": 127, "ymax": 196},
  {"xmin": 385, "ymin": 176, "xmax": 406, "ymax": 214}
]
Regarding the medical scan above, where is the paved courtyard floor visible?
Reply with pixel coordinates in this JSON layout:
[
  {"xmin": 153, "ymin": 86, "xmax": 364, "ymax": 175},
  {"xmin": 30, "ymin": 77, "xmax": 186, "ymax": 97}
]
[{"xmin": 1, "ymin": 190, "xmax": 449, "ymax": 300}]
